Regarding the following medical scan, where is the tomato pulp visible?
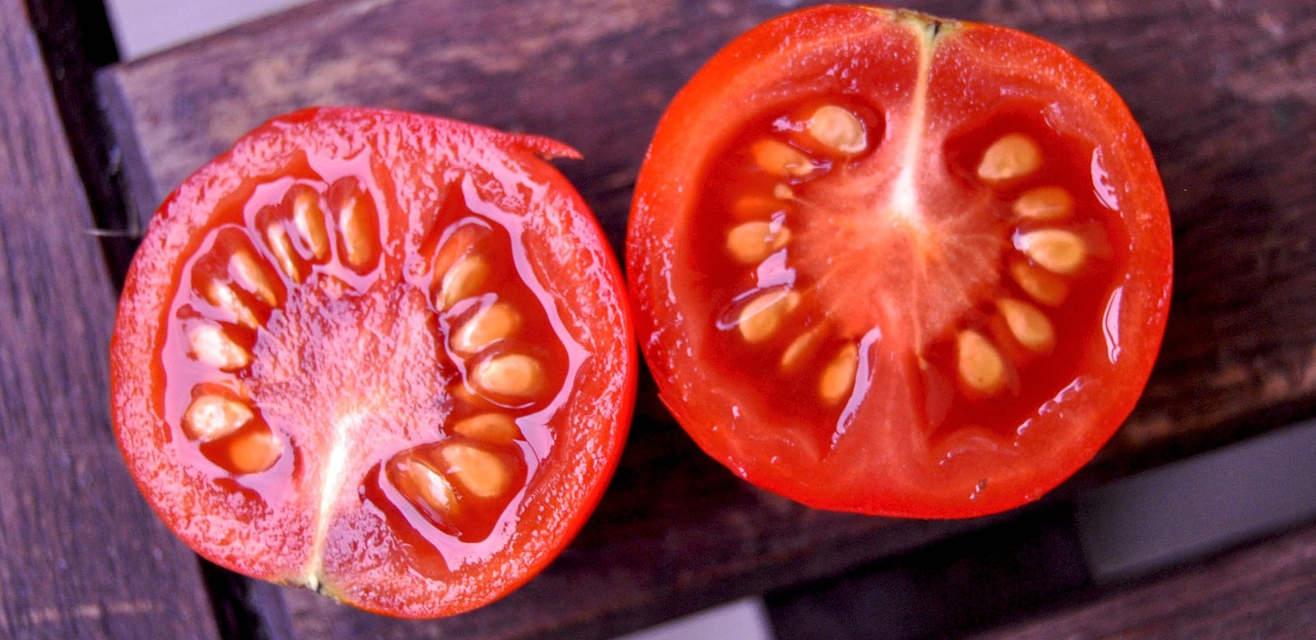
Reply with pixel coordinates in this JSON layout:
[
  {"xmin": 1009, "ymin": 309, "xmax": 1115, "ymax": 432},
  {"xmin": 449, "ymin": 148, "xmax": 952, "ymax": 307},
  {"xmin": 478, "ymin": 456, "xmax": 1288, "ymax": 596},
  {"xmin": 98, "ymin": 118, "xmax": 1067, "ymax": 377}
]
[
  {"xmin": 627, "ymin": 6, "xmax": 1172, "ymax": 518},
  {"xmin": 110, "ymin": 108, "xmax": 635, "ymax": 616}
]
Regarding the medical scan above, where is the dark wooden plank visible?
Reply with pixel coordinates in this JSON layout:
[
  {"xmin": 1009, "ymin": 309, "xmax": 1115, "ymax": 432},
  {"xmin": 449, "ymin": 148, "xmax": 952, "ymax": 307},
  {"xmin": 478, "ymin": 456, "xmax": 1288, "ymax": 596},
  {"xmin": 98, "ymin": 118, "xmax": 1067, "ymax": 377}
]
[
  {"xmin": 766, "ymin": 504, "xmax": 1091, "ymax": 640},
  {"xmin": 92, "ymin": 0, "xmax": 1316, "ymax": 637},
  {"xmin": 971, "ymin": 520, "xmax": 1316, "ymax": 639},
  {"xmin": 0, "ymin": 0, "xmax": 220, "ymax": 638},
  {"xmin": 21, "ymin": 0, "xmax": 138, "ymax": 287}
]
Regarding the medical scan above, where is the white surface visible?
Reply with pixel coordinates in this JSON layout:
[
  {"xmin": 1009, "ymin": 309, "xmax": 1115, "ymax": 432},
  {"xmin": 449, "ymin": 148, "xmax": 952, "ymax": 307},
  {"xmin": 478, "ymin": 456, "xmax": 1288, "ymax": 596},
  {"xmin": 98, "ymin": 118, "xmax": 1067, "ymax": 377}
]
[
  {"xmin": 103, "ymin": 0, "xmax": 309, "ymax": 59},
  {"xmin": 615, "ymin": 597, "xmax": 775, "ymax": 640}
]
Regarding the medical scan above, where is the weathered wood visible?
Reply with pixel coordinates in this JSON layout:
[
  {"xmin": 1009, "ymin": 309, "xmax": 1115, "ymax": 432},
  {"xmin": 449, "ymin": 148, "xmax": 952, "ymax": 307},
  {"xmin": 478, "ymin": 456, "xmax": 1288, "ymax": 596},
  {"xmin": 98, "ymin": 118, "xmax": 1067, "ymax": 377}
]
[
  {"xmin": 92, "ymin": 0, "xmax": 1316, "ymax": 637},
  {"xmin": 971, "ymin": 521, "xmax": 1316, "ymax": 639},
  {"xmin": 0, "ymin": 1, "xmax": 220, "ymax": 638},
  {"xmin": 766, "ymin": 505, "xmax": 1091, "ymax": 640}
]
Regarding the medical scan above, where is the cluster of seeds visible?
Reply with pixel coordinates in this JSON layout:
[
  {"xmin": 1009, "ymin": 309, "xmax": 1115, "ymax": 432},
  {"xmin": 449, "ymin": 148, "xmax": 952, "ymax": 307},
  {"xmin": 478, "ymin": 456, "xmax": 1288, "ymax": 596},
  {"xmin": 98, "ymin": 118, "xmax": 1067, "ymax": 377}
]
[
  {"xmin": 173, "ymin": 177, "xmax": 557, "ymax": 541},
  {"xmin": 721, "ymin": 103, "xmax": 871, "ymax": 407},
  {"xmin": 951, "ymin": 132, "xmax": 1094, "ymax": 397},
  {"xmin": 713, "ymin": 100, "xmax": 1104, "ymax": 416}
]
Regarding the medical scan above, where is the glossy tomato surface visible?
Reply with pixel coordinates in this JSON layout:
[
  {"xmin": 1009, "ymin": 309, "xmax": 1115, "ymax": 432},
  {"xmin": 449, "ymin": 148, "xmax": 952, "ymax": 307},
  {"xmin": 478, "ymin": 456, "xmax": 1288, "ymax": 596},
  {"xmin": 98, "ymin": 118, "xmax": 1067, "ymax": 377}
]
[
  {"xmin": 627, "ymin": 6, "xmax": 1171, "ymax": 518},
  {"xmin": 111, "ymin": 108, "xmax": 635, "ymax": 616}
]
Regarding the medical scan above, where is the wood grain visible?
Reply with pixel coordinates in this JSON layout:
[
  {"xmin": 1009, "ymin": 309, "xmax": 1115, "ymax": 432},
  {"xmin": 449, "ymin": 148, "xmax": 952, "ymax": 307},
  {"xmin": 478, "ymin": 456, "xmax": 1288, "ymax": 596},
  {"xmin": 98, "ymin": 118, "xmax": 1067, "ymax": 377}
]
[
  {"xmin": 92, "ymin": 0, "xmax": 1316, "ymax": 637},
  {"xmin": 0, "ymin": 0, "xmax": 219, "ymax": 638},
  {"xmin": 972, "ymin": 521, "xmax": 1316, "ymax": 639}
]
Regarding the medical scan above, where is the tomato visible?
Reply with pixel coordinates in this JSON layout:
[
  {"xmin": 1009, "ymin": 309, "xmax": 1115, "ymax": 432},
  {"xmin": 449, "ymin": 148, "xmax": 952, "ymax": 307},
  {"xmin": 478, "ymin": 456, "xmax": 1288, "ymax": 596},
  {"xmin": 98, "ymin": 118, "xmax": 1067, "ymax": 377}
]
[
  {"xmin": 110, "ymin": 108, "xmax": 635, "ymax": 617},
  {"xmin": 627, "ymin": 6, "xmax": 1171, "ymax": 518}
]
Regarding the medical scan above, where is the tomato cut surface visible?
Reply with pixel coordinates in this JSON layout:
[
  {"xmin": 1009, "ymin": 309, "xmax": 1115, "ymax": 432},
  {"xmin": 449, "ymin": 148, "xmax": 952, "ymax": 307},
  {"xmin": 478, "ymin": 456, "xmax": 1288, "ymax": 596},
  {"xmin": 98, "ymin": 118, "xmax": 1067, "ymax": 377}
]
[
  {"xmin": 627, "ymin": 6, "xmax": 1172, "ymax": 518},
  {"xmin": 110, "ymin": 108, "xmax": 635, "ymax": 617}
]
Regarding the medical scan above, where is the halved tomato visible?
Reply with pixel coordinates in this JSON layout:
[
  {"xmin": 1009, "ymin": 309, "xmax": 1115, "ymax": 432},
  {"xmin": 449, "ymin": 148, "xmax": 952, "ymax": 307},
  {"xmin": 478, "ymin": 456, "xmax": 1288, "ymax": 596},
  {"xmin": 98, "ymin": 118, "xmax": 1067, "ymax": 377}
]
[
  {"xmin": 627, "ymin": 6, "xmax": 1171, "ymax": 518},
  {"xmin": 110, "ymin": 108, "xmax": 635, "ymax": 616}
]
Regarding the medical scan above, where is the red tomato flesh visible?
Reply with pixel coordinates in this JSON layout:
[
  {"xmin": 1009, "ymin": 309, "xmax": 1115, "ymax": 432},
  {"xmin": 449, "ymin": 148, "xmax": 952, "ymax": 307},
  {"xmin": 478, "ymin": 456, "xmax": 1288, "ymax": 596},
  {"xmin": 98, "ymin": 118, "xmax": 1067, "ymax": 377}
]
[
  {"xmin": 628, "ymin": 6, "xmax": 1172, "ymax": 518},
  {"xmin": 111, "ymin": 108, "xmax": 635, "ymax": 617}
]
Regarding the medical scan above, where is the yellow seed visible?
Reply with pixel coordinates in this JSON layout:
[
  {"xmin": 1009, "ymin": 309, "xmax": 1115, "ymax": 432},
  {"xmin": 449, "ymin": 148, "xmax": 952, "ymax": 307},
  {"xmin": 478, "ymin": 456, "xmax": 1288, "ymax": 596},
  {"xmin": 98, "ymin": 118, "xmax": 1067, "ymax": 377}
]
[
  {"xmin": 337, "ymin": 193, "xmax": 378, "ymax": 270},
  {"xmin": 441, "ymin": 443, "xmax": 511, "ymax": 498},
  {"xmin": 293, "ymin": 189, "xmax": 329, "ymax": 260},
  {"xmin": 1013, "ymin": 186, "xmax": 1073, "ymax": 221},
  {"xmin": 437, "ymin": 254, "xmax": 490, "ymax": 310},
  {"xmin": 188, "ymin": 324, "xmax": 251, "ymax": 370},
  {"xmin": 1009, "ymin": 259, "xmax": 1069, "ymax": 307},
  {"xmin": 737, "ymin": 289, "xmax": 800, "ymax": 343},
  {"xmin": 726, "ymin": 221, "xmax": 791, "ymax": 264},
  {"xmin": 977, "ymin": 133, "xmax": 1041, "ymax": 182},
  {"xmin": 997, "ymin": 298, "xmax": 1056, "ymax": 353},
  {"xmin": 807, "ymin": 105, "xmax": 867, "ymax": 154},
  {"xmin": 1017, "ymin": 229, "xmax": 1087, "ymax": 275},
  {"xmin": 956, "ymin": 330, "xmax": 1006, "ymax": 395},
  {"xmin": 751, "ymin": 139, "xmax": 814, "ymax": 177},
  {"xmin": 204, "ymin": 281, "xmax": 259, "ymax": 328},
  {"xmin": 452, "ymin": 302, "xmax": 520, "ymax": 354},
  {"xmin": 182, "ymin": 394, "xmax": 253, "ymax": 441},
  {"xmin": 819, "ymin": 343, "xmax": 859, "ymax": 405},
  {"xmin": 780, "ymin": 324, "xmax": 826, "ymax": 372},
  {"xmin": 452, "ymin": 413, "xmax": 520, "ymax": 445},
  {"xmin": 227, "ymin": 429, "xmax": 282, "ymax": 474},
  {"xmin": 229, "ymin": 250, "xmax": 278, "ymax": 306},
  {"xmin": 264, "ymin": 222, "xmax": 306, "ymax": 283},
  {"xmin": 472, "ymin": 353, "xmax": 545, "ymax": 398},
  {"xmin": 773, "ymin": 183, "xmax": 795, "ymax": 200},
  {"xmin": 401, "ymin": 459, "xmax": 458, "ymax": 514}
]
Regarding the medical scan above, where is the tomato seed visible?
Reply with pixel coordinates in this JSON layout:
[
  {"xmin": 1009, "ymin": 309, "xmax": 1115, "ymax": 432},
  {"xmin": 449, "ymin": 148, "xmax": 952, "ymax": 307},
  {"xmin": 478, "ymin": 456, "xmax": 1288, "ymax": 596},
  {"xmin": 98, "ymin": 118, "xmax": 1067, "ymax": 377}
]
[
  {"xmin": 226, "ymin": 428, "xmax": 282, "ymax": 474},
  {"xmin": 1017, "ymin": 228, "xmax": 1087, "ymax": 275},
  {"xmin": 204, "ymin": 280, "xmax": 260, "ymax": 328},
  {"xmin": 398, "ymin": 458, "xmax": 459, "ymax": 515},
  {"xmin": 977, "ymin": 133, "xmax": 1041, "ymax": 182},
  {"xmin": 292, "ymin": 188, "xmax": 330, "ymax": 260},
  {"xmin": 264, "ymin": 221, "xmax": 307, "ymax": 283},
  {"xmin": 452, "ymin": 302, "xmax": 520, "ymax": 354},
  {"xmin": 780, "ymin": 323, "xmax": 827, "ymax": 372},
  {"xmin": 1013, "ymin": 186, "xmax": 1073, "ymax": 221},
  {"xmin": 451, "ymin": 413, "xmax": 520, "ymax": 445},
  {"xmin": 773, "ymin": 183, "xmax": 795, "ymax": 200},
  {"xmin": 819, "ymin": 343, "xmax": 859, "ymax": 404},
  {"xmin": 183, "ymin": 393, "xmax": 254, "ymax": 441},
  {"xmin": 336, "ymin": 192, "xmax": 379, "ymax": 271},
  {"xmin": 996, "ymin": 298, "xmax": 1056, "ymax": 353},
  {"xmin": 807, "ymin": 105, "xmax": 867, "ymax": 155},
  {"xmin": 188, "ymin": 324, "xmax": 251, "ymax": 370},
  {"xmin": 440, "ymin": 443, "xmax": 510, "ymax": 498},
  {"xmin": 229, "ymin": 249, "xmax": 280, "ymax": 307},
  {"xmin": 726, "ymin": 221, "xmax": 791, "ymax": 264},
  {"xmin": 1008, "ymin": 259, "xmax": 1069, "ymax": 307},
  {"xmin": 437, "ymin": 254, "xmax": 490, "ymax": 310},
  {"xmin": 956, "ymin": 330, "xmax": 1006, "ymax": 395},
  {"xmin": 471, "ymin": 353, "xmax": 545, "ymax": 398},
  {"xmin": 751, "ymin": 139, "xmax": 815, "ymax": 177},
  {"xmin": 737, "ymin": 289, "xmax": 801, "ymax": 343}
]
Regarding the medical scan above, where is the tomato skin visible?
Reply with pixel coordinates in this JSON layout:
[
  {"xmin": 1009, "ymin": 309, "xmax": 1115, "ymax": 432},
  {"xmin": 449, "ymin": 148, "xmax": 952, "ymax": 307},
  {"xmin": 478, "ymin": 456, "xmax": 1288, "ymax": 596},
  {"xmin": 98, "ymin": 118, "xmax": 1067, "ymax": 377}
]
[
  {"xmin": 111, "ymin": 107, "xmax": 636, "ymax": 616},
  {"xmin": 627, "ymin": 6, "xmax": 1171, "ymax": 518}
]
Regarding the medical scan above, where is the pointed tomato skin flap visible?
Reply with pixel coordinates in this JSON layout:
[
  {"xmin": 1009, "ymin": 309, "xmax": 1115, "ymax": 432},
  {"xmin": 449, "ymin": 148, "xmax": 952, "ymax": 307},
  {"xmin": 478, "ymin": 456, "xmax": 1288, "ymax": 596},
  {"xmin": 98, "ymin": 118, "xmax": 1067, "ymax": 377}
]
[
  {"xmin": 627, "ymin": 6, "xmax": 1170, "ymax": 518},
  {"xmin": 111, "ymin": 107, "xmax": 635, "ymax": 617}
]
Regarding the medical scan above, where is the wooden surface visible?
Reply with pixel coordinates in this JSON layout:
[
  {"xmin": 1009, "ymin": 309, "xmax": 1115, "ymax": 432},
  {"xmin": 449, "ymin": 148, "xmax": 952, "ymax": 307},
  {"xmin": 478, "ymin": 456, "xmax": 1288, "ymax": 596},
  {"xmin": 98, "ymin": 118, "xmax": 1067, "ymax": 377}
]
[
  {"xmin": 89, "ymin": 0, "xmax": 1316, "ymax": 637},
  {"xmin": 0, "ymin": 0, "xmax": 219, "ymax": 638},
  {"xmin": 973, "ymin": 520, "xmax": 1316, "ymax": 639}
]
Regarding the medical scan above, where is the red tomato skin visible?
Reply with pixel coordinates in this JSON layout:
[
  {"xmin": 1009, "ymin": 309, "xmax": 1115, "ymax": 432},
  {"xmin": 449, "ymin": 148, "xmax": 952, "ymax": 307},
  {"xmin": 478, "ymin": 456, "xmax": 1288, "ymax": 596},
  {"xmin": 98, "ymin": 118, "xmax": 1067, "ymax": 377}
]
[
  {"xmin": 111, "ymin": 107, "xmax": 636, "ymax": 616},
  {"xmin": 627, "ymin": 6, "xmax": 1171, "ymax": 518}
]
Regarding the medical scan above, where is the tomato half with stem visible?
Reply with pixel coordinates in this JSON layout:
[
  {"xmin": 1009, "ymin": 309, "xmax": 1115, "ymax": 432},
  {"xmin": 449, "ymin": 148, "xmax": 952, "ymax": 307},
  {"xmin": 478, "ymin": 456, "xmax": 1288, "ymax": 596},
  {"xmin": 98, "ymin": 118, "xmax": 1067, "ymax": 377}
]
[
  {"xmin": 627, "ymin": 6, "xmax": 1171, "ymax": 518},
  {"xmin": 110, "ymin": 108, "xmax": 635, "ymax": 617}
]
